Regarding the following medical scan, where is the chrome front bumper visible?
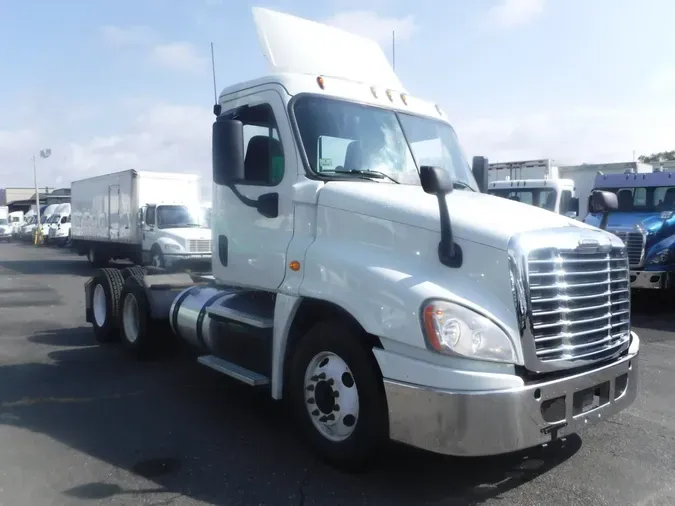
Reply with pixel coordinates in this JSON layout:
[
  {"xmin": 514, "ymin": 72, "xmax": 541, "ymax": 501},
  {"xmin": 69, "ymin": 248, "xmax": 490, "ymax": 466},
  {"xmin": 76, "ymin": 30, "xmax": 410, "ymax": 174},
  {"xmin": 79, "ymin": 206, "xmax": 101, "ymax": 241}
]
[
  {"xmin": 630, "ymin": 270, "xmax": 673, "ymax": 290},
  {"xmin": 382, "ymin": 332, "xmax": 639, "ymax": 457}
]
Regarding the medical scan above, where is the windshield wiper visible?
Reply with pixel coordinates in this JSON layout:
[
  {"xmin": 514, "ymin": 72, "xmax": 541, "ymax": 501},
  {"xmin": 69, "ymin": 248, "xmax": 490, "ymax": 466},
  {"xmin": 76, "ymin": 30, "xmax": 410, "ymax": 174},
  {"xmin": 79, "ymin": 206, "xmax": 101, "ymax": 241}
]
[
  {"xmin": 325, "ymin": 169, "xmax": 400, "ymax": 184},
  {"xmin": 452, "ymin": 180, "xmax": 476, "ymax": 192}
]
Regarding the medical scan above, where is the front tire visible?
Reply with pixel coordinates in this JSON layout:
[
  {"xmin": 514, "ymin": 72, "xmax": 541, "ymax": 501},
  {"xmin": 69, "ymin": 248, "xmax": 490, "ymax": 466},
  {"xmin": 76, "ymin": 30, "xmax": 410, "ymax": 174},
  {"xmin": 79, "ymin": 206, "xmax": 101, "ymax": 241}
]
[
  {"xmin": 90, "ymin": 268, "xmax": 125, "ymax": 343},
  {"xmin": 288, "ymin": 319, "xmax": 388, "ymax": 472}
]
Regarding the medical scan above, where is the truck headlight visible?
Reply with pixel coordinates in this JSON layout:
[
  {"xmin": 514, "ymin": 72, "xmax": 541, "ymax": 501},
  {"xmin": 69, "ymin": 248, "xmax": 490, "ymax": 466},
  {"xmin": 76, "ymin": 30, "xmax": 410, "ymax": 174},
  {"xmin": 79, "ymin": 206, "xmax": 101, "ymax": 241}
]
[
  {"xmin": 647, "ymin": 249, "xmax": 672, "ymax": 265},
  {"xmin": 421, "ymin": 300, "xmax": 517, "ymax": 364},
  {"xmin": 164, "ymin": 242, "xmax": 182, "ymax": 252}
]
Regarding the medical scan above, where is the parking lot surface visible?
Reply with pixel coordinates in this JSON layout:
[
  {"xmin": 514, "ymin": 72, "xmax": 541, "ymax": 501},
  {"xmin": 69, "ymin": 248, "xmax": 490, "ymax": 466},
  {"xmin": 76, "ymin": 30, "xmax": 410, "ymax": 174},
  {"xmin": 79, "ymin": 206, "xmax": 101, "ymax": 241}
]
[{"xmin": 0, "ymin": 242, "xmax": 674, "ymax": 506}]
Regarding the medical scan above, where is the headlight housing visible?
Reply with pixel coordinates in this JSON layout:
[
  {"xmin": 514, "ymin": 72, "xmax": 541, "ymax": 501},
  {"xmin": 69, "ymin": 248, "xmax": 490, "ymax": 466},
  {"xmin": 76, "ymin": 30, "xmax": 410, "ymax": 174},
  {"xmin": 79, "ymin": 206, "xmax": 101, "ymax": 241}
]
[
  {"xmin": 421, "ymin": 300, "xmax": 518, "ymax": 364},
  {"xmin": 163, "ymin": 242, "xmax": 182, "ymax": 252}
]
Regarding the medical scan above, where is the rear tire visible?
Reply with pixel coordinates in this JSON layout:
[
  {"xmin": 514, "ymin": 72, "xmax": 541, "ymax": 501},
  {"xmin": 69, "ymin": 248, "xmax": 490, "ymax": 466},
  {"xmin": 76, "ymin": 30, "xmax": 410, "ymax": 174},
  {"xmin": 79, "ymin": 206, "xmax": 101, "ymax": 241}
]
[
  {"xmin": 119, "ymin": 274, "xmax": 156, "ymax": 360},
  {"xmin": 120, "ymin": 266, "xmax": 146, "ymax": 280},
  {"xmin": 288, "ymin": 319, "xmax": 388, "ymax": 472},
  {"xmin": 90, "ymin": 268, "xmax": 125, "ymax": 343}
]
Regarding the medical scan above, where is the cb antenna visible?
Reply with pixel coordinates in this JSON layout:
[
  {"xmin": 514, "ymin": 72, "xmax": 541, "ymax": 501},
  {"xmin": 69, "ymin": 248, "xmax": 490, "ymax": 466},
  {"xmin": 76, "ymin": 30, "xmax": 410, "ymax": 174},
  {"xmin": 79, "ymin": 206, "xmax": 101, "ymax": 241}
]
[{"xmin": 211, "ymin": 42, "xmax": 221, "ymax": 116}]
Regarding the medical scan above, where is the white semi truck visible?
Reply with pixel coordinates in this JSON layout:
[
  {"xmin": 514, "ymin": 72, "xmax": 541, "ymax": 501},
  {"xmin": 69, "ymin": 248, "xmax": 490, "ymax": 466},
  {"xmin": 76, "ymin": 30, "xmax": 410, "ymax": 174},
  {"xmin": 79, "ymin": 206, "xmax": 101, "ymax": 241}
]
[
  {"xmin": 488, "ymin": 160, "xmax": 580, "ymax": 217},
  {"xmin": 83, "ymin": 8, "xmax": 639, "ymax": 470},
  {"xmin": 0, "ymin": 206, "xmax": 10, "ymax": 241},
  {"xmin": 71, "ymin": 170, "xmax": 212, "ymax": 269}
]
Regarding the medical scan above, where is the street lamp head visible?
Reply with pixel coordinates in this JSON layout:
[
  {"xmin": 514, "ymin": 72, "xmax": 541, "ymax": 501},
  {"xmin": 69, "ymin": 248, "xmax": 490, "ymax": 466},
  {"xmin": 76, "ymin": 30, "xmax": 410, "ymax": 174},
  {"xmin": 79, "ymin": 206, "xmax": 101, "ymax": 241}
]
[{"xmin": 39, "ymin": 148, "xmax": 52, "ymax": 159}]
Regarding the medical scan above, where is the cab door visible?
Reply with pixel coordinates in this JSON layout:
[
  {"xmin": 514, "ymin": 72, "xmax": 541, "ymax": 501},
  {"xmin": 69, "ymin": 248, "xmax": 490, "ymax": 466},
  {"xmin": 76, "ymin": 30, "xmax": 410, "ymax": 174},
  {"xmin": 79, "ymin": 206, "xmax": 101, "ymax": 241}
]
[{"xmin": 212, "ymin": 88, "xmax": 296, "ymax": 290}]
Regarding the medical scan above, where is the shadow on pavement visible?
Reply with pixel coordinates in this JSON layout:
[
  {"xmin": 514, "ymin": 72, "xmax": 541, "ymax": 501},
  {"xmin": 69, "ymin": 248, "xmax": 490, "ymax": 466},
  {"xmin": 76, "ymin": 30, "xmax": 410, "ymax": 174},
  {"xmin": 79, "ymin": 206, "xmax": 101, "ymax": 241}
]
[
  {"xmin": 0, "ymin": 326, "xmax": 580, "ymax": 505},
  {"xmin": 0, "ymin": 258, "xmax": 95, "ymax": 276}
]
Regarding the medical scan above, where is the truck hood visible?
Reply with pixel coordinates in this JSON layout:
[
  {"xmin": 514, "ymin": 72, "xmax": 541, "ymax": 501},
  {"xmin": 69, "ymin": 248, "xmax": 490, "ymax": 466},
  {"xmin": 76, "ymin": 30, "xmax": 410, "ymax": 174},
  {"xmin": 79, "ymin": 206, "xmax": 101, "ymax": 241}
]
[
  {"xmin": 161, "ymin": 227, "xmax": 211, "ymax": 242},
  {"xmin": 585, "ymin": 211, "xmax": 675, "ymax": 233},
  {"xmin": 318, "ymin": 182, "xmax": 589, "ymax": 250}
]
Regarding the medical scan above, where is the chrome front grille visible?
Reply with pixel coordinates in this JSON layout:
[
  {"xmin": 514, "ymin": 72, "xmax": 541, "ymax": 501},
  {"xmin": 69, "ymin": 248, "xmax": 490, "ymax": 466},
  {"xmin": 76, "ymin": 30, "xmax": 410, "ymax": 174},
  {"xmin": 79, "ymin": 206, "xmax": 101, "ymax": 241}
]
[
  {"xmin": 526, "ymin": 246, "xmax": 631, "ymax": 368},
  {"xmin": 609, "ymin": 230, "xmax": 644, "ymax": 267},
  {"xmin": 188, "ymin": 239, "xmax": 211, "ymax": 253}
]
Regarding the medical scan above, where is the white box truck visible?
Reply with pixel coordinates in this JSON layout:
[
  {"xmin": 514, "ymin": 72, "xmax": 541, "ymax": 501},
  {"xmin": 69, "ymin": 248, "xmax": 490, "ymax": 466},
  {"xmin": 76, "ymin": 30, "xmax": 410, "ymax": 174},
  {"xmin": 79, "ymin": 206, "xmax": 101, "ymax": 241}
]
[
  {"xmin": 82, "ymin": 8, "xmax": 639, "ymax": 471},
  {"xmin": 71, "ymin": 170, "xmax": 211, "ymax": 269}
]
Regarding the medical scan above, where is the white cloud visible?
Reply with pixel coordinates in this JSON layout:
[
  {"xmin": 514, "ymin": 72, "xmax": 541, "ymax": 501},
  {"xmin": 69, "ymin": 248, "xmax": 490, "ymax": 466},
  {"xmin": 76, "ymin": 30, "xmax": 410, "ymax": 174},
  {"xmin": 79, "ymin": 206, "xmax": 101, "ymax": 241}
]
[
  {"xmin": 487, "ymin": 0, "xmax": 545, "ymax": 29},
  {"xmin": 650, "ymin": 67, "xmax": 675, "ymax": 94},
  {"xmin": 455, "ymin": 105, "xmax": 675, "ymax": 165},
  {"xmin": 325, "ymin": 11, "xmax": 416, "ymax": 44},
  {"xmin": 101, "ymin": 25, "xmax": 156, "ymax": 47},
  {"xmin": 0, "ymin": 104, "xmax": 214, "ymax": 197},
  {"xmin": 101, "ymin": 25, "xmax": 206, "ymax": 74},
  {"xmin": 151, "ymin": 42, "xmax": 208, "ymax": 73}
]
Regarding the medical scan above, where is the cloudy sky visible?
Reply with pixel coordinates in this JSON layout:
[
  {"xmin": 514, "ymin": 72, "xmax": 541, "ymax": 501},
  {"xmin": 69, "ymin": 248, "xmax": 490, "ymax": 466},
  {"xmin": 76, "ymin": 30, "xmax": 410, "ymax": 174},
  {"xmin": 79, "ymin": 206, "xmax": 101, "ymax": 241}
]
[{"xmin": 1, "ymin": 0, "xmax": 675, "ymax": 194}]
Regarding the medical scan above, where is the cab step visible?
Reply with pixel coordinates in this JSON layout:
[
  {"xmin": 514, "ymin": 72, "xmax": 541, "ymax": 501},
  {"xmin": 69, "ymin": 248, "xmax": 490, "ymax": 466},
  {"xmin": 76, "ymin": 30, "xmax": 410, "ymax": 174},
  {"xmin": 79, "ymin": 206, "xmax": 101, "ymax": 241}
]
[
  {"xmin": 205, "ymin": 290, "xmax": 275, "ymax": 329},
  {"xmin": 197, "ymin": 355, "xmax": 270, "ymax": 386}
]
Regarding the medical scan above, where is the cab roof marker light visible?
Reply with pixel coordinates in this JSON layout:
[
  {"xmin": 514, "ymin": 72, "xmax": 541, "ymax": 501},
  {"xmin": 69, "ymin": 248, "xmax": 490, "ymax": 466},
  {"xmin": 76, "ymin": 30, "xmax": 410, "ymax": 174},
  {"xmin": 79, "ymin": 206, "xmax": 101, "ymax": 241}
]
[
  {"xmin": 317, "ymin": 75, "xmax": 325, "ymax": 89},
  {"xmin": 370, "ymin": 86, "xmax": 378, "ymax": 98},
  {"xmin": 400, "ymin": 93, "xmax": 408, "ymax": 105},
  {"xmin": 385, "ymin": 89, "xmax": 394, "ymax": 102},
  {"xmin": 435, "ymin": 104, "xmax": 443, "ymax": 116}
]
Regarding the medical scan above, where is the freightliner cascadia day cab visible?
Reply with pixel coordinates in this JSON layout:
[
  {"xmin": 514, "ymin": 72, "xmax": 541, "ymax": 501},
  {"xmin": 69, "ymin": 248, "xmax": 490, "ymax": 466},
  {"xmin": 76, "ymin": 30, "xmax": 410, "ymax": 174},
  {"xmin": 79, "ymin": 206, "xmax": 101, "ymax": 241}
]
[
  {"xmin": 83, "ymin": 7, "xmax": 640, "ymax": 470},
  {"xmin": 585, "ymin": 169, "xmax": 675, "ymax": 290},
  {"xmin": 71, "ymin": 170, "xmax": 212, "ymax": 270}
]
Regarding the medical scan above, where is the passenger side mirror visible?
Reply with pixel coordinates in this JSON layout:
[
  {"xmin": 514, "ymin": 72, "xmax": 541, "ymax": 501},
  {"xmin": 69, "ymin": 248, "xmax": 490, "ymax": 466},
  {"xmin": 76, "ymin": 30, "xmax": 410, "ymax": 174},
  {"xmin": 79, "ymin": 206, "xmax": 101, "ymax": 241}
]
[
  {"xmin": 420, "ymin": 165, "xmax": 453, "ymax": 196},
  {"xmin": 591, "ymin": 191, "xmax": 618, "ymax": 230},
  {"xmin": 472, "ymin": 156, "xmax": 489, "ymax": 193},
  {"xmin": 419, "ymin": 166, "xmax": 461, "ymax": 268},
  {"xmin": 213, "ymin": 118, "xmax": 245, "ymax": 186}
]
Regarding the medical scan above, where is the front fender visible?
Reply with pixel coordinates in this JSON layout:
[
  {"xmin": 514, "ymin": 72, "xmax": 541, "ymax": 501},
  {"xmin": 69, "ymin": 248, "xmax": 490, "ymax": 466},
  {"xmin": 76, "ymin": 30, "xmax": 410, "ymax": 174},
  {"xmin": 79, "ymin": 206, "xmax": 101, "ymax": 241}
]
[{"xmin": 298, "ymin": 207, "xmax": 523, "ymax": 367}]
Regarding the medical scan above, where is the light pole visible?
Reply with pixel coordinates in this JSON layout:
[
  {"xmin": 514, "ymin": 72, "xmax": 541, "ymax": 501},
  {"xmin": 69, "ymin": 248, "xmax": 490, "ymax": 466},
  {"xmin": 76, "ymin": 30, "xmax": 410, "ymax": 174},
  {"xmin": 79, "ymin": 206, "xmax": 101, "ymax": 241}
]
[{"xmin": 33, "ymin": 148, "xmax": 51, "ymax": 245}]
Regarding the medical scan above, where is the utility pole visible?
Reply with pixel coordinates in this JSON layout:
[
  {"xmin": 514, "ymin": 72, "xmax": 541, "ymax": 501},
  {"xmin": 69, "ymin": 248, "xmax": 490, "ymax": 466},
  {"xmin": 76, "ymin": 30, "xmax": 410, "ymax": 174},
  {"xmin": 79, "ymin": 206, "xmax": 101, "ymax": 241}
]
[{"xmin": 32, "ymin": 148, "xmax": 51, "ymax": 245}]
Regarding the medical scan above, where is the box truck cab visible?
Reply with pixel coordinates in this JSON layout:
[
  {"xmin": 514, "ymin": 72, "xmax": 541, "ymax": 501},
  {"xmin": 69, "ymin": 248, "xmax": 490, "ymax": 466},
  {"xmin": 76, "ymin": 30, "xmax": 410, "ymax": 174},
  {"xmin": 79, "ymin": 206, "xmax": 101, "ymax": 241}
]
[
  {"xmin": 585, "ymin": 170, "xmax": 675, "ymax": 290},
  {"xmin": 39, "ymin": 204, "xmax": 59, "ymax": 240},
  {"xmin": 71, "ymin": 171, "xmax": 211, "ymax": 269},
  {"xmin": 487, "ymin": 178, "xmax": 579, "ymax": 217},
  {"xmin": 83, "ymin": 7, "xmax": 639, "ymax": 471}
]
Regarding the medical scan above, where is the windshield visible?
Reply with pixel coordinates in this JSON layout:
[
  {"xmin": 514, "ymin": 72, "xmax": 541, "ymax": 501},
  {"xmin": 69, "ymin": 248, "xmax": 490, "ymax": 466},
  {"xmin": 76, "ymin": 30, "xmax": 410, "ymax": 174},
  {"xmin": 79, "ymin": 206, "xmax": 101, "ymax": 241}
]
[
  {"xmin": 488, "ymin": 188, "xmax": 557, "ymax": 211},
  {"xmin": 0, "ymin": 219, "xmax": 7, "ymax": 225},
  {"xmin": 592, "ymin": 186, "xmax": 675, "ymax": 213},
  {"xmin": 40, "ymin": 215, "xmax": 49, "ymax": 224},
  {"xmin": 48, "ymin": 214, "xmax": 60, "ymax": 224},
  {"xmin": 293, "ymin": 95, "xmax": 478, "ymax": 190},
  {"xmin": 156, "ymin": 205, "xmax": 202, "ymax": 229}
]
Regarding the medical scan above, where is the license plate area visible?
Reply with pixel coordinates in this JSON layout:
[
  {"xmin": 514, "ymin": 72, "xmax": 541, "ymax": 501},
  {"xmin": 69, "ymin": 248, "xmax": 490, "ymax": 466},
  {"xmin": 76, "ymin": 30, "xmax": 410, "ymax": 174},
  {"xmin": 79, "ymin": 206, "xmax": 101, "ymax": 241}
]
[{"xmin": 573, "ymin": 381, "xmax": 610, "ymax": 417}]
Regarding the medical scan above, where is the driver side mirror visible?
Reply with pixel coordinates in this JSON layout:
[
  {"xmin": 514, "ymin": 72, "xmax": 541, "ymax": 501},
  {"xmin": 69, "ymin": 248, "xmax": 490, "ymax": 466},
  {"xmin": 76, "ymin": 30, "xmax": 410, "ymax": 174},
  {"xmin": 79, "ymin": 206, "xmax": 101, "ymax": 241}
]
[
  {"xmin": 213, "ymin": 118, "xmax": 245, "ymax": 186},
  {"xmin": 472, "ymin": 156, "xmax": 489, "ymax": 193}
]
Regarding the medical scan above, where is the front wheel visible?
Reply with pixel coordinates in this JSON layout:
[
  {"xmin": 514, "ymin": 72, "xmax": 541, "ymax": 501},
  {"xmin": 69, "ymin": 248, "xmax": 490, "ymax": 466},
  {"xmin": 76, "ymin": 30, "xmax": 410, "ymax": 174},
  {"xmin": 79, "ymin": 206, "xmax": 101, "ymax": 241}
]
[{"xmin": 288, "ymin": 319, "xmax": 388, "ymax": 472}]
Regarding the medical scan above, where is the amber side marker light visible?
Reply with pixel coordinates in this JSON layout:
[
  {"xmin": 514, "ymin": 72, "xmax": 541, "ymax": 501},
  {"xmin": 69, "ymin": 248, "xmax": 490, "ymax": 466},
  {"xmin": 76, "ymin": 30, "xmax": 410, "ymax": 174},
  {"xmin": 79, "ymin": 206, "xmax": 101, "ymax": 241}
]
[
  {"xmin": 317, "ymin": 76, "xmax": 325, "ymax": 89},
  {"xmin": 289, "ymin": 260, "xmax": 301, "ymax": 272}
]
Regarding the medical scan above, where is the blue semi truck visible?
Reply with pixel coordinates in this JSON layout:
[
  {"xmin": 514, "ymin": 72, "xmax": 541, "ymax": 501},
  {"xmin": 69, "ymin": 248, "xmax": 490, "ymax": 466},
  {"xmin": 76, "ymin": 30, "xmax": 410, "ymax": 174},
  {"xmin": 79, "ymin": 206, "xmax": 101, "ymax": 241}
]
[{"xmin": 585, "ymin": 170, "xmax": 675, "ymax": 290}]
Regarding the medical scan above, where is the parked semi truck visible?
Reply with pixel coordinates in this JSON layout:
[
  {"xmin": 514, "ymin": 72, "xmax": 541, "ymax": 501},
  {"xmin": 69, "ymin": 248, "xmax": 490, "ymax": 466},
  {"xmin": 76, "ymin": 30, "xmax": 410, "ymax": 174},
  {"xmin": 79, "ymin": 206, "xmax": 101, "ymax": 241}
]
[
  {"xmin": 585, "ymin": 169, "xmax": 675, "ymax": 290},
  {"xmin": 0, "ymin": 206, "xmax": 10, "ymax": 241},
  {"xmin": 47, "ymin": 203, "xmax": 72, "ymax": 246},
  {"xmin": 71, "ymin": 170, "xmax": 211, "ymax": 269},
  {"xmin": 83, "ymin": 7, "xmax": 640, "ymax": 470},
  {"xmin": 487, "ymin": 178, "xmax": 579, "ymax": 217}
]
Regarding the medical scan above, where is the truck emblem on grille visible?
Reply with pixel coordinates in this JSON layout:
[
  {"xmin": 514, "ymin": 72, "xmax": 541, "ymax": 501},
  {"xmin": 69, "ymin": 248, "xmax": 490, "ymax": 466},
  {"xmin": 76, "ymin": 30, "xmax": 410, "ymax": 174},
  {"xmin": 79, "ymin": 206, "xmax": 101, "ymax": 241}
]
[{"xmin": 578, "ymin": 238, "xmax": 599, "ymax": 247}]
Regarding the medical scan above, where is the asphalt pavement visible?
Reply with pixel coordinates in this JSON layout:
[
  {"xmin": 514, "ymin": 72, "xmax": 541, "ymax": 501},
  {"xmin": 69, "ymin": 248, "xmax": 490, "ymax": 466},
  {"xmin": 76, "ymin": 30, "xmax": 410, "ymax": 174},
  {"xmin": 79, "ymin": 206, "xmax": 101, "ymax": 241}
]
[{"xmin": 0, "ymin": 241, "xmax": 674, "ymax": 506}]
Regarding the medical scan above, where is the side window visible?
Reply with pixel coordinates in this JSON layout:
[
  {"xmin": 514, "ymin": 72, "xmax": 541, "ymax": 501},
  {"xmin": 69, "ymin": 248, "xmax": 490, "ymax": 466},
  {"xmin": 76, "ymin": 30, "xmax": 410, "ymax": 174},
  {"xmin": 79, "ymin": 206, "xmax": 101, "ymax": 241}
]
[
  {"xmin": 61, "ymin": 216, "xmax": 67, "ymax": 224},
  {"xmin": 145, "ymin": 206, "xmax": 156, "ymax": 226},
  {"xmin": 560, "ymin": 190, "xmax": 572, "ymax": 213},
  {"xmin": 634, "ymin": 188, "xmax": 647, "ymax": 207},
  {"xmin": 237, "ymin": 104, "xmax": 284, "ymax": 185}
]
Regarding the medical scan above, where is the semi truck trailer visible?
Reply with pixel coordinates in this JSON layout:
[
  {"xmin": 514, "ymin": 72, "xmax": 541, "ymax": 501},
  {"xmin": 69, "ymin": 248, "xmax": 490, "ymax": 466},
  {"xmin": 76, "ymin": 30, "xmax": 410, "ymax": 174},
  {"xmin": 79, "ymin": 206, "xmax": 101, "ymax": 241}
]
[
  {"xmin": 82, "ymin": 7, "xmax": 640, "ymax": 470},
  {"xmin": 71, "ymin": 170, "xmax": 211, "ymax": 269}
]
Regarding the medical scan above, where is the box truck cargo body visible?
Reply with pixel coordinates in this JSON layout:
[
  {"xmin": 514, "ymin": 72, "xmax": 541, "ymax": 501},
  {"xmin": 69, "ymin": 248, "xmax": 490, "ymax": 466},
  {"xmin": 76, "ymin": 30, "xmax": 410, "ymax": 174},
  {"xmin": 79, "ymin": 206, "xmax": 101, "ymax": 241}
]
[{"xmin": 71, "ymin": 170, "xmax": 211, "ymax": 269}]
